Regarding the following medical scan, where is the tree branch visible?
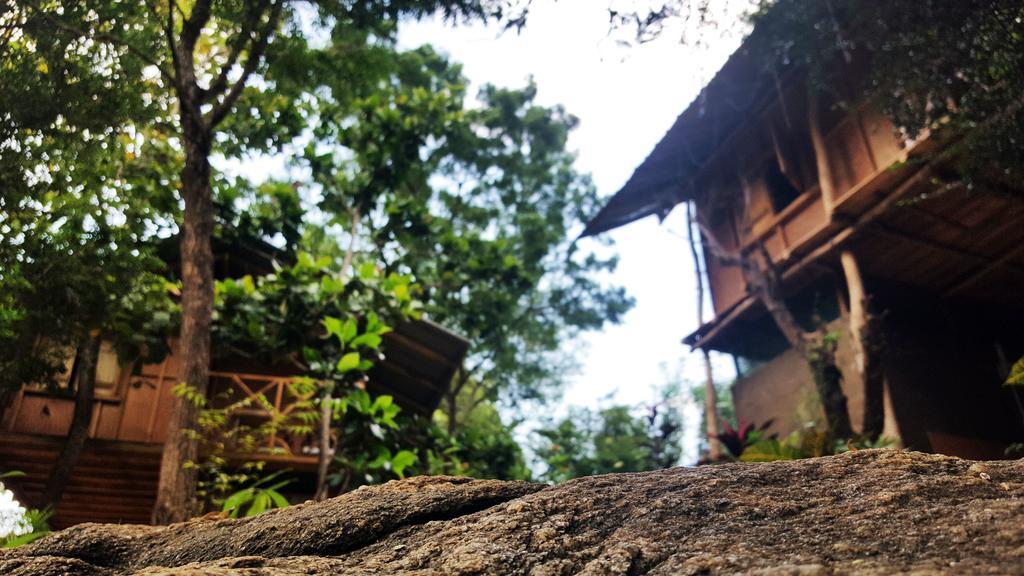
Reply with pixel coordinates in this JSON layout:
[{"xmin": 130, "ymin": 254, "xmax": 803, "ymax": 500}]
[
  {"xmin": 206, "ymin": 0, "xmax": 284, "ymax": 129},
  {"xmin": 201, "ymin": 0, "xmax": 270, "ymax": 103},
  {"xmin": 178, "ymin": 0, "xmax": 212, "ymax": 57}
]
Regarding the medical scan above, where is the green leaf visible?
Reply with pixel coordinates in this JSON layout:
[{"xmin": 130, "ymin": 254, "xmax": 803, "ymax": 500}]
[
  {"xmin": 359, "ymin": 262, "xmax": 377, "ymax": 279},
  {"xmin": 321, "ymin": 275, "xmax": 344, "ymax": 295},
  {"xmin": 336, "ymin": 352, "xmax": 361, "ymax": 373},
  {"xmin": 323, "ymin": 316, "xmax": 343, "ymax": 340},
  {"xmin": 247, "ymin": 492, "xmax": 270, "ymax": 516},
  {"xmin": 222, "ymin": 488, "xmax": 254, "ymax": 516},
  {"xmin": 367, "ymin": 447, "xmax": 392, "ymax": 469},
  {"xmin": 390, "ymin": 450, "xmax": 418, "ymax": 479},
  {"xmin": 371, "ymin": 395, "xmax": 393, "ymax": 413},
  {"xmin": 393, "ymin": 284, "xmax": 409, "ymax": 301},
  {"xmin": 267, "ymin": 489, "xmax": 290, "ymax": 509},
  {"xmin": 350, "ymin": 333, "xmax": 382, "ymax": 349},
  {"xmin": 2, "ymin": 530, "xmax": 50, "ymax": 548},
  {"xmin": 341, "ymin": 318, "xmax": 358, "ymax": 344}
]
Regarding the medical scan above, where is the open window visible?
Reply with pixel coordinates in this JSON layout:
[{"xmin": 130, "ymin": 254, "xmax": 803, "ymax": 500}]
[{"xmin": 764, "ymin": 159, "xmax": 802, "ymax": 213}]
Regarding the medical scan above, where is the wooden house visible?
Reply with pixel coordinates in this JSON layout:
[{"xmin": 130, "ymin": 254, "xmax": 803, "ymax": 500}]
[
  {"xmin": 583, "ymin": 30, "xmax": 1024, "ymax": 459},
  {"xmin": 0, "ymin": 239, "xmax": 469, "ymax": 528}
]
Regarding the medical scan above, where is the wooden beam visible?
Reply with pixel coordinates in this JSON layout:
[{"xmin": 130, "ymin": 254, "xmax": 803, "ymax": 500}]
[{"xmin": 782, "ymin": 165, "xmax": 935, "ymax": 284}]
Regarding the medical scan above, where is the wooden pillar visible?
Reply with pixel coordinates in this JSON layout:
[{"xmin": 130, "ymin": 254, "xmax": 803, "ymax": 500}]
[
  {"xmin": 839, "ymin": 249, "xmax": 889, "ymax": 441},
  {"xmin": 701, "ymin": 349, "xmax": 721, "ymax": 461},
  {"xmin": 840, "ymin": 251, "xmax": 867, "ymax": 374},
  {"xmin": 687, "ymin": 201, "xmax": 721, "ymax": 461}
]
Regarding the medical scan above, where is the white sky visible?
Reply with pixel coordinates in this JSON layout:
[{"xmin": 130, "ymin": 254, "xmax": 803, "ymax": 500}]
[{"xmin": 399, "ymin": 1, "xmax": 742, "ymax": 461}]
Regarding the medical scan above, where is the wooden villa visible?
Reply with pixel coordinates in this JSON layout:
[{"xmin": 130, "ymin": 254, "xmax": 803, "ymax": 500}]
[
  {"xmin": 0, "ymin": 240, "xmax": 469, "ymax": 528},
  {"xmin": 583, "ymin": 29, "xmax": 1024, "ymax": 458}
]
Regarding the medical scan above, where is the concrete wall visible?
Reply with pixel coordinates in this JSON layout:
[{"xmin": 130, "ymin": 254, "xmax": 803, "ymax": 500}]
[
  {"xmin": 730, "ymin": 289, "xmax": 1024, "ymax": 458},
  {"xmin": 732, "ymin": 319, "xmax": 863, "ymax": 439}
]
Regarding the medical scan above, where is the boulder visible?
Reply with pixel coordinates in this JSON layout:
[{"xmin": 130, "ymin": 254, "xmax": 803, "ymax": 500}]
[{"xmin": 3, "ymin": 449, "xmax": 1022, "ymax": 575}]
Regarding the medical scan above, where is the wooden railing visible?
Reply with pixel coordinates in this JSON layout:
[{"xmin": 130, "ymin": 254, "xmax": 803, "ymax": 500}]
[
  {"xmin": 206, "ymin": 371, "xmax": 318, "ymax": 456},
  {"xmin": 3, "ymin": 360, "xmax": 320, "ymax": 463}
]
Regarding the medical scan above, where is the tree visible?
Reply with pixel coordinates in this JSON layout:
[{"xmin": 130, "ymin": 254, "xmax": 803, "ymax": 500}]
[
  {"xmin": 430, "ymin": 386, "xmax": 531, "ymax": 481},
  {"xmin": 533, "ymin": 390, "xmax": 683, "ymax": 483},
  {"xmin": 303, "ymin": 43, "xmax": 633, "ymax": 434},
  {"xmin": 10, "ymin": 0, "xmax": 515, "ymax": 523},
  {"xmin": 0, "ymin": 18, "xmax": 178, "ymax": 507}
]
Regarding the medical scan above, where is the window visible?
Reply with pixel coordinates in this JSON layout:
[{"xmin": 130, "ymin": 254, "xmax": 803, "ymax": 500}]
[
  {"xmin": 93, "ymin": 341, "xmax": 122, "ymax": 396},
  {"xmin": 764, "ymin": 159, "xmax": 801, "ymax": 213}
]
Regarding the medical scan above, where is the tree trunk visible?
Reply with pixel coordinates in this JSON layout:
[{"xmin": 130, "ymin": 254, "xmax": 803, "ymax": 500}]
[
  {"xmin": 0, "ymin": 386, "xmax": 17, "ymax": 422},
  {"xmin": 153, "ymin": 114, "xmax": 215, "ymax": 525},
  {"xmin": 313, "ymin": 209, "xmax": 360, "ymax": 501},
  {"xmin": 700, "ymin": 350, "xmax": 721, "ymax": 459},
  {"xmin": 745, "ymin": 246, "xmax": 853, "ymax": 439},
  {"xmin": 314, "ymin": 386, "xmax": 334, "ymax": 501},
  {"xmin": 446, "ymin": 388, "xmax": 459, "ymax": 437},
  {"xmin": 445, "ymin": 366, "xmax": 471, "ymax": 437},
  {"xmin": 44, "ymin": 332, "xmax": 101, "ymax": 508},
  {"xmin": 840, "ymin": 250, "xmax": 885, "ymax": 440}
]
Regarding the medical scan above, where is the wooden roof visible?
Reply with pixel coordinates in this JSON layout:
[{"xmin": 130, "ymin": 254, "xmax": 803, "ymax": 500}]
[
  {"xmin": 368, "ymin": 319, "xmax": 469, "ymax": 415},
  {"xmin": 580, "ymin": 28, "xmax": 776, "ymax": 238}
]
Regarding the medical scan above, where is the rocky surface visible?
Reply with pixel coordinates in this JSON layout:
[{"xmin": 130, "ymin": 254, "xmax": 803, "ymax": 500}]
[{"xmin": 2, "ymin": 449, "xmax": 1023, "ymax": 575}]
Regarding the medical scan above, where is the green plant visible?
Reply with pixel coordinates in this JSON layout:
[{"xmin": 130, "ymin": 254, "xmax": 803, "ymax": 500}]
[
  {"xmin": 1, "ymin": 471, "xmax": 52, "ymax": 548},
  {"xmin": 1005, "ymin": 355, "xmax": 1024, "ymax": 387},
  {"xmin": 220, "ymin": 470, "xmax": 292, "ymax": 518},
  {"xmin": 740, "ymin": 427, "xmax": 898, "ymax": 462},
  {"xmin": 715, "ymin": 420, "xmax": 775, "ymax": 459}
]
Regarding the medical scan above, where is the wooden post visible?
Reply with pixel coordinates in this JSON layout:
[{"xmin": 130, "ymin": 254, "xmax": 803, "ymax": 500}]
[
  {"xmin": 686, "ymin": 201, "xmax": 721, "ymax": 461},
  {"xmin": 839, "ymin": 249, "xmax": 886, "ymax": 440}
]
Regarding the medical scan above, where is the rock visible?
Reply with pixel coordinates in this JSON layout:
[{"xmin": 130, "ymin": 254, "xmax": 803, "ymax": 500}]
[{"xmin": 3, "ymin": 450, "xmax": 1023, "ymax": 575}]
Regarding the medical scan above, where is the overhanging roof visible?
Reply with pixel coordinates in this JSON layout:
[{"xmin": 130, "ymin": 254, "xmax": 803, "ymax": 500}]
[
  {"xmin": 580, "ymin": 36, "xmax": 772, "ymax": 238},
  {"xmin": 368, "ymin": 319, "xmax": 470, "ymax": 415}
]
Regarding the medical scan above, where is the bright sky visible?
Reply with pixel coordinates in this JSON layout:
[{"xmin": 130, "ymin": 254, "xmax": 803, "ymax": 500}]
[{"xmin": 399, "ymin": 1, "xmax": 742, "ymax": 461}]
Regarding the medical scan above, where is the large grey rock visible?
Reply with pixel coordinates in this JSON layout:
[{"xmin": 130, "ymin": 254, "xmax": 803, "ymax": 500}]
[{"xmin": 3, "ymin": 450, "xmax": 1022, "ymax": 575}]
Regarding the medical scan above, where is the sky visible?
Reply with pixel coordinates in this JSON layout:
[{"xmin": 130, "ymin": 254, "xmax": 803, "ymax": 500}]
[{"xmin": 399, "ymin": 1, "xmax": 743, "ymax": 461}]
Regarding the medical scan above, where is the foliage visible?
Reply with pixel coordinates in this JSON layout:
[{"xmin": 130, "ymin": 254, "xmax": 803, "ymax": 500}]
[
  {"xmin": 715, "ymin": 419, "xmax": 775, "ymax": 460},
  {"xmin": 221, "ymin": 470, "xmax": 292, "ymax": 518},
  {"xmin": 533, "ymin": 390, "xmax": 684, "ymax": 483},
  {"xmin": 427, "ymin": 389, "xmax": 531, "ymax": 480},
  {"xmin": 328, "ymin": 389, "xmax": 421, "ymax": 491},
  {"xmin": 213, "ymin": 253, "xmax": 417, "ymax": 387},
  {"xmin": 302, "ymin": 43, "xmax": 633, "ymax": 429},
  {"xmin": 176, "ymin": 383, "xmax": 299, "ymax": 513},
  {"xmin": 1005, "ymin": 355, "xmax": 1024, "ymax": 387},
  {"xmin": 739, "ymin": 427, "xmax": 897, "ymax": 463},
  {"xmin": 0, "ymin": 1, "xmax": 180, "ymax": 397}
]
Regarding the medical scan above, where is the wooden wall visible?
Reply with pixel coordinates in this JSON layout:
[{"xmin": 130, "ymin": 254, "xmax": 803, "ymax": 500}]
[
  {"xmin": 699, "ymin": 99, "xmax": 906, "ymax": 317},
  {"xmin": 3, "ymin": 351, "xmax": 180, "ymax": 445},
  {"xmin": 0, "ymin": 433, "xmax": 161, "ymax": 528}
]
